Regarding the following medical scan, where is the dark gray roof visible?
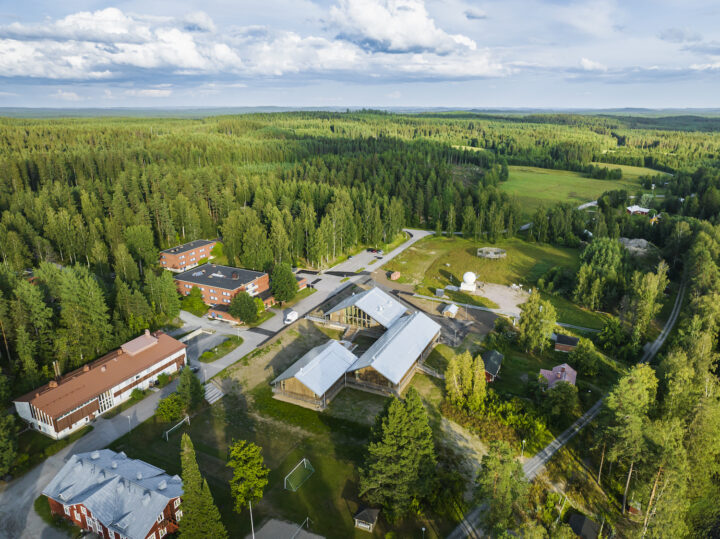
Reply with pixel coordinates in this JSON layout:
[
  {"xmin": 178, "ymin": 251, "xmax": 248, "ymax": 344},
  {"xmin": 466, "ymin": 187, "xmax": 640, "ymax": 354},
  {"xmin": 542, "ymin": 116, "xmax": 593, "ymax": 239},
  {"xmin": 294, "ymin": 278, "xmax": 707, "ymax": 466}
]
[
  {"xmin": 161, "ymin": 239, "xmax": 215, "ymax": 255},
  {"xmin": 568, "ymin": 514, "xmax": 600, "ymax": 539},
  {"xmin": 174, "ymin": 264, "xmax": 265, "ymax": 290},
  {"xmin": 354, "ymin": 508, "xmax": 380, "ymax": 523},
  {"xmin": 43, "ymin": 449, "xmax": 182, "ymax": 539},
  {"xmin": 556, "ymin": 334, "xmax": 580, "ymax": 346},
  {"xmin": 482, "ymin": 350, "xmax": 504, "ymax": 377}
]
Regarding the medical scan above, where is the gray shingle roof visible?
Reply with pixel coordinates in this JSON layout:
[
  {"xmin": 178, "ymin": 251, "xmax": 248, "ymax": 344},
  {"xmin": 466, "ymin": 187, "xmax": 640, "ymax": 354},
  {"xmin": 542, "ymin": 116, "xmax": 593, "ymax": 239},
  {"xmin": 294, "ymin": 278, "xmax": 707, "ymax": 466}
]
[
  {"xmin": 326, "ymin": 287, "xmax": 406, "ymax": 328},
  {"xmin": 272, "ymin": 340, "xmax": 357, "ymax": 396},
  {"xmin": 348, "ymin": 311, "xmax": 441, "ymax": 385},
  {"xmin": 160, "ymin": 239, "xmax": 215, "ymax": 255},
  {"xmin": 43, "ymin": 449, "xmax": 182, "ymax": 539}
]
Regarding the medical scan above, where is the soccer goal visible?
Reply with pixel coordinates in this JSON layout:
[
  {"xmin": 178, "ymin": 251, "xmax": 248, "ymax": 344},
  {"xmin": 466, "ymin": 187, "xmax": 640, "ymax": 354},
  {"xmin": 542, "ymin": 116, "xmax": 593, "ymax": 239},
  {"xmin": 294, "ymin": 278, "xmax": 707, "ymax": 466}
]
[
  {"xmin": 284, "ymin": 458, "xmax": 315, "ymax": 491},
  {"xmin": 163, "ymin": 415, "xmax": 190, "ymax": 441}
]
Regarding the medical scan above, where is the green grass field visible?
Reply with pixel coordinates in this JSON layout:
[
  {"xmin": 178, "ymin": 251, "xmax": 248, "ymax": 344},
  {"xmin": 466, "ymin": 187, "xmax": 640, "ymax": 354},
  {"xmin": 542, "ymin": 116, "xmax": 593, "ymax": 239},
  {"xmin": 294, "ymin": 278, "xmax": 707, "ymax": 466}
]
[
  {"xmin": 199, "ymin": 336, "xmax": 244, "ymax": 363},
  {"xmin": 501, "ymin": 166, "xmax": 649, "ymax": 220},
  {"xmin": 590, "ymin": 162, "xmax": 670, "ymax": 180},
  {"xmin": 386, "ymin": 236, "xmax": 581, "ymax": 288}
]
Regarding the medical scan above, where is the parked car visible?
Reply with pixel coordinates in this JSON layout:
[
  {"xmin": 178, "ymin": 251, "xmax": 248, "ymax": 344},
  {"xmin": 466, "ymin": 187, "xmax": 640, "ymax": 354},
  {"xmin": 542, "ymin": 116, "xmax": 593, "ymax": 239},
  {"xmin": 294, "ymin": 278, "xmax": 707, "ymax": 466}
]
[
  {"xmin": 190, "ymin": 366, "xmax": 200, "ymax": 373},
  {"xmin": 284, "ymin": 310, "xmax": 299, "ymax": 324}
]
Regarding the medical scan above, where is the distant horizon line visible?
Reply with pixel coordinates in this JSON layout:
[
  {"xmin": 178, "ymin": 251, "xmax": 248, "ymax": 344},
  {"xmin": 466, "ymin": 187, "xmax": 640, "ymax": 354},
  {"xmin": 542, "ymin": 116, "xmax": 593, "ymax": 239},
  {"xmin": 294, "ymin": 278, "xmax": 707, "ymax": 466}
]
[{"xmin": 2, "ymin": 105, "xmax": 720, "ymax": 119}]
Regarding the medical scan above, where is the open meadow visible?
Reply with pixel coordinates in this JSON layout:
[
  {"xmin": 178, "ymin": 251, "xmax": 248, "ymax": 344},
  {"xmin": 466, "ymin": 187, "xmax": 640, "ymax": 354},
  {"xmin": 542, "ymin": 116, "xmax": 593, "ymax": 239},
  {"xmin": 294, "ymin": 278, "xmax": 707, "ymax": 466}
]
[{"xmin": 501, "ymin": 165, "xmax": 652, "ymax": 219}]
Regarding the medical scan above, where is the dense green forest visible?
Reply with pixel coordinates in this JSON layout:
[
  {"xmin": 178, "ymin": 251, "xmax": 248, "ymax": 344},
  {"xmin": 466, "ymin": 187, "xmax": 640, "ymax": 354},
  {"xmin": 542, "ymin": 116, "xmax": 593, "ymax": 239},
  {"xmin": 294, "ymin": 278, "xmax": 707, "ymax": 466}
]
[{"xmin": 3, "ymin": 110, "xmax": 720, "ymax": 536}]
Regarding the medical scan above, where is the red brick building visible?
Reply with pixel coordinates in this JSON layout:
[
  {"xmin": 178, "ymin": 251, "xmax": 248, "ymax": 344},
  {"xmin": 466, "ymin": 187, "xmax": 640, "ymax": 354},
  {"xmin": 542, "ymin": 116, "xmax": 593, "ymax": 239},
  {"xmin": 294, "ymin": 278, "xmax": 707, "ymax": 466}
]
[
  {"xmin": 43, "ymin": 449, "xmax": 183, "ymax": 539},
  {"xmin": 160, "ymin": 239, "xmax": 217, "ymax": 272},
  {"xmin": 14, "ymin": 331, "xmax": 186, "ymax": 439},
  {"xmin": 174, "ymin": 264, "xmax": 271, "ymax": 308}
]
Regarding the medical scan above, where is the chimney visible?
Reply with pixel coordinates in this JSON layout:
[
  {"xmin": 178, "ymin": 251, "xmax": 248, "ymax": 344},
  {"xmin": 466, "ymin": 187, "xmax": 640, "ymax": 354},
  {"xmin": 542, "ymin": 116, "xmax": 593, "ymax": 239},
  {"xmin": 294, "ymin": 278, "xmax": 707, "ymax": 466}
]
[
  {"xmin": 83, "ymin": 365, "xmax": 90, "ymax": 372},
  {"xmin": 101, "ymin": 366, "xmax": 107, "ymax": 373},
  {"xmin": 52, "ymin": 360, "xmax": 61, "ymax": 380},
  {"xmin": 49, "ymin": 381, "xmax": 58, "ymax": 388},
  {"xmin": 145, "ymin": 329, "xmax": 150, "ymax": 336}
]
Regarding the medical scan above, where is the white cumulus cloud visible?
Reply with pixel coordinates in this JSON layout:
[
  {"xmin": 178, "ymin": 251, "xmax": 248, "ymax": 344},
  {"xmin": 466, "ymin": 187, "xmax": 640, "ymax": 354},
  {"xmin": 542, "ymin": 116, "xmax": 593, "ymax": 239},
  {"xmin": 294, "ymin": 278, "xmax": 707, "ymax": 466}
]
[{"xmin": 329, "ymin": 0, "xmax": 476, "ymax": 53}]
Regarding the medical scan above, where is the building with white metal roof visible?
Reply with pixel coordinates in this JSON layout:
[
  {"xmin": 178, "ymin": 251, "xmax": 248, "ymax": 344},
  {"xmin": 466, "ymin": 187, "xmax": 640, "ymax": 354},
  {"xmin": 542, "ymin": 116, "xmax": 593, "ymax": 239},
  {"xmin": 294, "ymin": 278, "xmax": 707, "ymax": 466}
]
[
  {"xmin": 325, "ymin": 287, "xmax": 407, "ymax": 329},
  {"xmin": 347, "ymin": 311, "xmax": 441, "ymax": 389},
  {"xmin": 42, "ymin": 449, "xmax": 183, "ymax": 539},
  {"xmin": 271, "ymin": 340, "xmax": 358, "ymax": 409}
]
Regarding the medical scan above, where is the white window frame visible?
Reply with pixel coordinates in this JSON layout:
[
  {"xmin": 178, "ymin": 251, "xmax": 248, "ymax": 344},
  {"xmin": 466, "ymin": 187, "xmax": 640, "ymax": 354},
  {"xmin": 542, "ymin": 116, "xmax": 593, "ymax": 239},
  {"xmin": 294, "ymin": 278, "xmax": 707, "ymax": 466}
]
[
  {"xmin": 173, "ymin": 499, "xmax": 181, "ymax": 509},
  {"xmin": 159, "ymin": 528, "xmax": 167, "ymax": 538},
  {"xmin": 175, "ymin": 510, "xmax": 183, "ymax": 521},
  {"xmin": 157, "ymin": 513, "xmax": 163, "ymax": 523},
  {"xmin": 147, "ymin": 533, "xmax": 156, "ymax": 539},
  {"xmin": 64, "ymin": 505, "xmax": 70, "ymax": 516}
]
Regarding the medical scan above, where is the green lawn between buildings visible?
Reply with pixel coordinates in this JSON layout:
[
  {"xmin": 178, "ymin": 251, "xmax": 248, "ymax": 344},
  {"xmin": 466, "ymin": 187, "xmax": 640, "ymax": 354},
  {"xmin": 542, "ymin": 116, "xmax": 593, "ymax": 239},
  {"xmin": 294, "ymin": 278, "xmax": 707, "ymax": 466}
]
[
  {"xmin": 500, "ymin": 165, "xmax": 653, "ymax": 220},
  {"xmin": 110, "ymin": 346, "xmax": 461, "ymax": 539},
  {"xmin": 199, "ymin": 336, "xmax": 244, "ymax": 363}
]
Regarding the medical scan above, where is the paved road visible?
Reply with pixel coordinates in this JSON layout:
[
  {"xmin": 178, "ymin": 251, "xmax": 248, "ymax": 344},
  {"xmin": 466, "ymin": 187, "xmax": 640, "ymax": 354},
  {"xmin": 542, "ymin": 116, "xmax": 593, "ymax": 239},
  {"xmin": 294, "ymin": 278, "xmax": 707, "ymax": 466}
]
[
  {"xmin": 0, "ymin": 228, "xmax": 432, "ymax": 539},
  {"xmin": 448, "ymin": 280, "xmax": 686, "ymax": 537}
]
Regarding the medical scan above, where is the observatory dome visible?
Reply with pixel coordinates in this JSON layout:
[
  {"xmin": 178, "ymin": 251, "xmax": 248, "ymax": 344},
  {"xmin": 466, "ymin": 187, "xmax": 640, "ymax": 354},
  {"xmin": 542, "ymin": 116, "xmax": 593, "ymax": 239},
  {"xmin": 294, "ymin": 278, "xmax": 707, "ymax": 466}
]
[{"xmin": 462, "ymin": 272, "xmax": 477, "ymax": 285}]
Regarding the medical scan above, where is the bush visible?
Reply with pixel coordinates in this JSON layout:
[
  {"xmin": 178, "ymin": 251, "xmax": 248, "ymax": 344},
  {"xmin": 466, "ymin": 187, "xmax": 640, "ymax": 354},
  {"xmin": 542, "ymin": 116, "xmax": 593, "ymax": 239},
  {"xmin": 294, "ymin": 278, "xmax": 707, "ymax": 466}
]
[
  {"xmin": 156, "ymin": 394, "xmax": 184, "ymax": 423},
  {"xmin": 157, "ymin": 373, "xmax": 171, "ymax": 388},
  {"xmin": 130, "ymin": 388, "xmax": 145, "ymax": 401},
  {"xmin": 181, "ymin": 286, "xmax": 208, "ymax": 317}
]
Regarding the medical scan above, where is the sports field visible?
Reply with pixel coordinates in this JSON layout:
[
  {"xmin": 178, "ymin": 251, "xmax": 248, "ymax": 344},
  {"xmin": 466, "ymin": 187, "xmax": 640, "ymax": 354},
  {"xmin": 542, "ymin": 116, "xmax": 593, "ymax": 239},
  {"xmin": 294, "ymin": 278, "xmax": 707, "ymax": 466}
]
[{"xmin": 501, "ymin": 166, "xmax": 648, "ymax": 220}]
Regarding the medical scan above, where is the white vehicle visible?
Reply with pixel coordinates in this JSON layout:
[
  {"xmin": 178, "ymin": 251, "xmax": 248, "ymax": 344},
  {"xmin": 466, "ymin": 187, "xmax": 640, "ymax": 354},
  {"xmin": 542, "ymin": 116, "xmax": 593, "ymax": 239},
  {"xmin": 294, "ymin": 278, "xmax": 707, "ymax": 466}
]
[{"xmin": 284, "ymin": 310, "xmax": 299, "ymax": 324}]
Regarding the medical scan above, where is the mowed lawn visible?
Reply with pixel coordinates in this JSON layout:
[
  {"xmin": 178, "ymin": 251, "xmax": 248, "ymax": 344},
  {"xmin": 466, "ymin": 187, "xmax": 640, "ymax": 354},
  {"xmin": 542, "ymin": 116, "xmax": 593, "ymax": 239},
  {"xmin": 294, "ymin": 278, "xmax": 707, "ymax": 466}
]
[
  {"xmin": 386, "ymin": 236, "xmax": 580, "ymax": 288},
  {"xmin": 501, "ymin": 166, "xmax": 646, "ymax": 220},
  {"xmin": 109, "ymin": 325, "xmax": 459, "ymax": 538}
]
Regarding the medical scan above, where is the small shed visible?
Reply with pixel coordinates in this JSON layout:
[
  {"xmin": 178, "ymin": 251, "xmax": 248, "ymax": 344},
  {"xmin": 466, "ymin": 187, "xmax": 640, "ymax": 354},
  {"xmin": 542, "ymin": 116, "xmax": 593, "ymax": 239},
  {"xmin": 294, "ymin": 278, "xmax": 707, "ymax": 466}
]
[
  {"xmin": 354, "ymin": 508, "xmax": 380, "ymax": 533},
  {"xmin": 482, "ymin": 350, "xmax": 504, "ymax": 382},
  {"xmin": 555, "ymin": 334, "xmax": 579, "ymax": 353},
  {"xmin": 568, "ymin": 514, "xmax": 600, "ymax": 539},
  {"xmin": 442, "ymin": 303, "xmax": 459, "ymax": 318},
  {"xmin": 435, "ymin": 288, "xmax": 445, "ymax": 297}
]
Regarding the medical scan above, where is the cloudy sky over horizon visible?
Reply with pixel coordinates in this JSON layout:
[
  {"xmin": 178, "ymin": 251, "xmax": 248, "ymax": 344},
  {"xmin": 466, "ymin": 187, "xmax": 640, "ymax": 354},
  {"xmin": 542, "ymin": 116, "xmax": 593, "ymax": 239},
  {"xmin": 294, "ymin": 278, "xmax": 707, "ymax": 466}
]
[{"xmin": 1, "ymin": 0, "xmax": 719, "ymax": 108}]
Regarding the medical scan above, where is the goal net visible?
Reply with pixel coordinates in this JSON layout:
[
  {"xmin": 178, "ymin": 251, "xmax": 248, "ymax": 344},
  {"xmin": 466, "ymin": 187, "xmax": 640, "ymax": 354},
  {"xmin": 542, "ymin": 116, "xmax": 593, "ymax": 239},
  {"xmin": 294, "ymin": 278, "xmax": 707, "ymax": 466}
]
[
  {"xmin": 163, "ymin": 415, "xmax": 190, "ymax": 441},
  {"xmin": 284, "ymin": 458, "xmax": 315, "ymax": 491}
]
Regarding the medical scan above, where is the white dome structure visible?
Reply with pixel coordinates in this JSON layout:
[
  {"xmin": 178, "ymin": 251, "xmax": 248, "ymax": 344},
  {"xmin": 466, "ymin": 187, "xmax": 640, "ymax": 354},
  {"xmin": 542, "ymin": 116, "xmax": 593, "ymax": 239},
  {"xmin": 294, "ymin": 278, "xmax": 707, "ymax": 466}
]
[{"xmin": 462, "ymin": 272, "xmax": 477, "ymax": 285}]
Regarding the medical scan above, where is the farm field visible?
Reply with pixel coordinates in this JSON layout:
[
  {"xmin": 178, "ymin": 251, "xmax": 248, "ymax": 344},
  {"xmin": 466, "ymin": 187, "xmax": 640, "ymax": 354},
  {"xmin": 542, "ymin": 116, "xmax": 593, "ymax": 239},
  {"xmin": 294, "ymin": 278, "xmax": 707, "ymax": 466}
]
[
  {"xmin": 590, "ymin": 162, "xmax": 670, "ymax": 180},
  {"xmin": 501, "ymin": 166, "xmax": 648, "ymax": 219}
]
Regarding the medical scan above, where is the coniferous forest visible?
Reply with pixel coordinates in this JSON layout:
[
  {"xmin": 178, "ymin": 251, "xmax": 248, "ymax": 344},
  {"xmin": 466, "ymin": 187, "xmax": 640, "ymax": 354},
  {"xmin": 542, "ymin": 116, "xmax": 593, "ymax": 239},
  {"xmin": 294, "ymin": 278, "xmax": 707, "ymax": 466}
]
[{"xmin": 3, "ymin": 111, "xmax": 720, "ymax": 536}]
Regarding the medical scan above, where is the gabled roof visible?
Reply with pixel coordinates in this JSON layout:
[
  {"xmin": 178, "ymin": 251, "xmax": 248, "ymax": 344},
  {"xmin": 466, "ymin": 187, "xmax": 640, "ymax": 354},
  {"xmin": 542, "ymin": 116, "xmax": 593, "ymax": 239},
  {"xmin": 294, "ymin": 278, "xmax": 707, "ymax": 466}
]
[
  {"xmin": 348, "ymin": 312, "xmax": 441, "ymax": 385},
  {"xmin": 326, "ymin": 287, "xmax": 406, "ymax": 328},
  {"xmin": 482, "ymin": 350, "xmax": 504, "ymax": 377},
  {"xmin": 540, "ymin": 363, "xmax": 577, "ymax": 389},
  {"xmin": 354, "ymin": 508, "xmax": 380, "ymax": 523},
  {"xmin": 442, "ymin": 303, "xmax": 459, "ymax": 316},
  {"xmin": 556, "ymin": 334, "xmax": 580, "ymax": 347},
  {"xmin": 272, "ymin": 340, "xmax": 357, "ymax": 396},
  {"xmin": 15, "ymin": 332, "xmax": 185, "ymax": 419},
  {"xmin": 568, "ymin": 514, "xmax": 600, "ymax": 539},
  {"xmin": 43, "ymin": 449, "xmax": 183, "ymax": 539}
]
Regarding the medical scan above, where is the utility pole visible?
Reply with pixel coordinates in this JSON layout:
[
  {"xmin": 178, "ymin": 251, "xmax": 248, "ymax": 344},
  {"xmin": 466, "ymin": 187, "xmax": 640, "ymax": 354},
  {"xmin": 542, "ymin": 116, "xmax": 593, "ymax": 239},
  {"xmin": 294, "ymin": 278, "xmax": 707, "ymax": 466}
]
[{"xmin": 521, "ymin": 439, "xmax": 526, "ymax": 458}]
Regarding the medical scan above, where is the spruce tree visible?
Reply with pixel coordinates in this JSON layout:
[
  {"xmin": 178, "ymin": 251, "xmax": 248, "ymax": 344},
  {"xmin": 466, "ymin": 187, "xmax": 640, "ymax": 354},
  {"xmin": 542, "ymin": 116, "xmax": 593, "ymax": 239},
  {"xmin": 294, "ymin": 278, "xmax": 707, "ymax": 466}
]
[
  {"xmin": 444, "ymin": 355, "xmax": 463, "ymax": 406},
  {"xmin": 177, "ymin": 365, "xmax": 204, "ymax": 411},
  {"xmin": 179, "ymin": 434, "xmax": 228, "ymax": 539},
  {"xmin": 518, "ymin": 290, "xmax": 556, "ymax": 353},
  {"xmin": 403, "ymin": 388, "xmax": 437, "ymax": 500}
]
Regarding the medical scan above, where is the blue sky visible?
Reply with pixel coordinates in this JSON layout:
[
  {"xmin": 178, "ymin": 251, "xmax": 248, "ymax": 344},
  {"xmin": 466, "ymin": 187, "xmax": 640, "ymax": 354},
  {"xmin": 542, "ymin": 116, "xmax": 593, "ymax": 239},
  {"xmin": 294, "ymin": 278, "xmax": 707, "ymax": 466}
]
[{"xmin": 1, "ymin": 0, "xmax": 719, "ymax": 108}]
